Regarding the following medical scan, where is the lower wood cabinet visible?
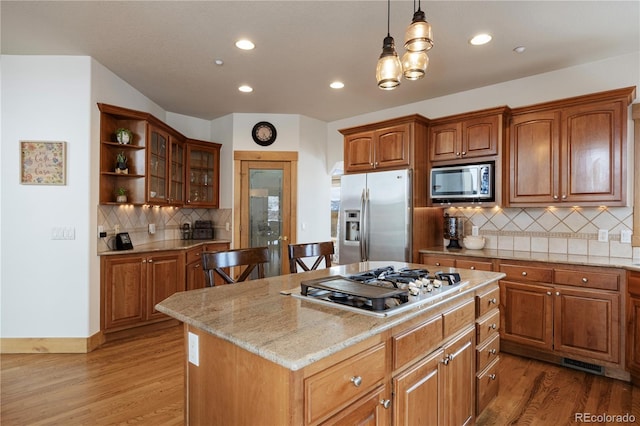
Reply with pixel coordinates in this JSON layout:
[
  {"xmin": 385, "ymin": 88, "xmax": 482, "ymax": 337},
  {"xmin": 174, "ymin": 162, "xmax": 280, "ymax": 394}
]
[
  {"xmin": 185, "ymin": 242, "xmax": 230, "ymax": 290},
  {"xmin": 499, "ymin": 260, "xmax": 625, "ymax": 378},
  {"xmin": 101, "ymin": 250, "xmax": 185, "ymax": 332},
  {"xmin": 627, "ymin": 271, "xmax": 640, "ymax": 385}
]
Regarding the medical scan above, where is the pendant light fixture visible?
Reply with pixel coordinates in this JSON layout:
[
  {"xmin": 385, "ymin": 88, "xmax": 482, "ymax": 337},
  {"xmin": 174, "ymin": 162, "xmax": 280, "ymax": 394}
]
[
  {"xmin": 404, "ymin": 0, "xmax": 433, "ymax": 52},
  {"xmin": 401, "ymin": 50, "xmax": 429, "ymax": 80},
  {"xmin": 376, "ymin": 0, "xmax": 402, "ymax": 90}
]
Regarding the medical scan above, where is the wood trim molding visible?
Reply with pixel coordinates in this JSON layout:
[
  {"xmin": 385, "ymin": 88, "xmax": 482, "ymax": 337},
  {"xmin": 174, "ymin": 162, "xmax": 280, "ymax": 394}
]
[
  {"xmin": 633, "ymin": 103, "xmax": 640, "ymax": 247},
  {"xmin": 1, "ymin": 331, "xmax": 104, "ymax": 354}
]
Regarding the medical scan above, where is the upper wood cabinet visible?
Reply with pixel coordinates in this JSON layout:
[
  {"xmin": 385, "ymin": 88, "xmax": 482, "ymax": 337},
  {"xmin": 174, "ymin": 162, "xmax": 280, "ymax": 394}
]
[
  {"xmin": 507, "ymin": 87, "xmax": 635, "ymax": 206},
  {"xmin": 185, "ymin": 139, "xmax": 222, "ymax": 208},
  {"xmin": 429, "ymin": 107, "xmax": 509, "ymax": 164},
  {"xmin": 340, "ymin": 114, "xmax": 429, "ymax": 174},
  {"xmin": 98, "ymin": 103, "xmax": 221, "ymax": 206}
]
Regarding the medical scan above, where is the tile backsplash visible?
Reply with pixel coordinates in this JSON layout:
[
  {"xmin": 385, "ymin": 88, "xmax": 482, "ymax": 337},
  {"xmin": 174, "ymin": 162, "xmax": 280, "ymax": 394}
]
[
  {"xmin": 98, "ymin": 205, "xmax": 232, "ymax": 252},
  {"xmin": 447, "ymin": 206, "xmax": 639, "ymax": 259}
]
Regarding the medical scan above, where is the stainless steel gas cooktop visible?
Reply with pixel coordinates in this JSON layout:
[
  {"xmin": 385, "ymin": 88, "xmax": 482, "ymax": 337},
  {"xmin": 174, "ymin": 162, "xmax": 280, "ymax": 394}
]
[{"xmin": 289, "ymin": 266, "xmax": 468, "ymax": 317}]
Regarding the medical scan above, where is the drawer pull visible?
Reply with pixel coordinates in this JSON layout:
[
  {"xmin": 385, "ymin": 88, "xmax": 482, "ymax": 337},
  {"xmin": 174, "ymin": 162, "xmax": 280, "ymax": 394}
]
[
  {"xmin": 489, "ymin": 349, "xmax": 497, "ymax": 355},
  {"xmin": 441, "ymin": 354, "xmax": 453, "ymax": 365},
  {"xmin": 490, "ymin": 323, "xmax": 497, "ymax": 330},
  {"xmin": 556, "ymin": 291, "xmax": 560, "ymax": 296},
  {"xmin": 582, "ymin": 277, "xmax": 588, "ymax": 283},
  {"xmin": 546, "ymin": 291, "xmax": 552, "ymax": 296},
  {"xmin": 489, "ymin": 298, "xmax": 497, "ymax": 304},
  {"xmin": 380, "ymin": 399, "xmax": 391, "ymax": 409},
  {"xmin": 470, "ymin": 266, "xmax": 476, "ymax": 270},
  {"xmin": 489, "ymin": 374, "xmax": 497, "ymax": 380},
  {"xmin": 521, "ymin": 271, "xmax": 527, "ymax": 276},
  {"xmin": 350, "ymin": 376, "xmax": 362, "ymax": 387},
  {"xmin": 435, "ymin": 262, "xmax": 441, "ymax": 266}
]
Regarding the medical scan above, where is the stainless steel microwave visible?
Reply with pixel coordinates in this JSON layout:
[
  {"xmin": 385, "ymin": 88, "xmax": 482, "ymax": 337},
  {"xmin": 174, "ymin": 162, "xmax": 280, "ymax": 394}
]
[{"xmin": 430, "ymin": 162, "xmax": 494, "ymax": 203}]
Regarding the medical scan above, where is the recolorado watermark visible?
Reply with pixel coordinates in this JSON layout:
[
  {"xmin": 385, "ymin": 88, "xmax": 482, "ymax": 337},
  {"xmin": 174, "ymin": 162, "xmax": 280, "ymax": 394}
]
[{"xmin": 575, "ymin": 412, "xmax": 636, "ymax": 423}]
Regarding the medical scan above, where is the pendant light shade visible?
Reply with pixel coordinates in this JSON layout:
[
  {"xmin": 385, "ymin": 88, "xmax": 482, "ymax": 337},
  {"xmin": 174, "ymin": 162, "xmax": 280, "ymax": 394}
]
[
  {"xmin": 376, "ymin": 35, "xmax": 402, "ymax": 89},
  {"xmin": 404, "ymin": 7, "xmax": 433, "ymax": 52},
  {"xmin": 401, "ymin": 50, "xmax": 428, "ymax": 80}
]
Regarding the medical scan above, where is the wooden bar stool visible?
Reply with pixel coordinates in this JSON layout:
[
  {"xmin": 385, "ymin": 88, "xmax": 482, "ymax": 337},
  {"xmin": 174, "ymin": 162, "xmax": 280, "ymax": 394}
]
[
  {"xmin": 201, "ymin": 247, "xmax": 269, "ymax": 286},
  {"xmin": 287, "ymin": 241, "xmax": 334, "ymax": 273}
]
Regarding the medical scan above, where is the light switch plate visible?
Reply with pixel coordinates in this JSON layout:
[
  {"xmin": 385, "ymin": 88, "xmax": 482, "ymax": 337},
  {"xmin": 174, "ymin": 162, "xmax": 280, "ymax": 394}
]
[
  {"xmin": 621, "ymin": 229, "xmax": 632, "ymax": 243},
  {"xmin": 598, "ymin": 229, "xmax": 609, "ymax": 242}
]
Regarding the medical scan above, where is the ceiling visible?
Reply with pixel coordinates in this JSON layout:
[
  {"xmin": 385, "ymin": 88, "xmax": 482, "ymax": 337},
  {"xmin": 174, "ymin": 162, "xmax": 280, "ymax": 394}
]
[{"xmin": 1, "ymin": 1, "xmax": 638, "ymax": 122}]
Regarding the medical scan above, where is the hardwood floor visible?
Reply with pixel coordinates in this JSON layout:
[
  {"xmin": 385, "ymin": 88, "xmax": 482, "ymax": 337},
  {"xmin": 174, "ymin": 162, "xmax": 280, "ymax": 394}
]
[{"xmin": 2, "ymin": 325, "xmax": 639, "ymax": 425}]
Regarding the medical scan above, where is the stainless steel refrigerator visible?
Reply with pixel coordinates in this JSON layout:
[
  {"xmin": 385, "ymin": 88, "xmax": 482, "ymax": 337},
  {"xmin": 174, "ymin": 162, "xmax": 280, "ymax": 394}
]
[{"xmin": 339, "ymin": 169, "xmax": 412, "ymax": 264}]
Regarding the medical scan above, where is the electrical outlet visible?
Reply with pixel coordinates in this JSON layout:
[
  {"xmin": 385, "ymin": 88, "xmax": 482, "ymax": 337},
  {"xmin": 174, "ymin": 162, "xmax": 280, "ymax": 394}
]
[
  {"xmin": 148, "ymin": 223, "xmax": 156, "ymax": 234},
  {"xmin": 188, "ymin": 332, "xmax": 199, "ymax": 366},
  {"xmin": 472, "ymin": 226, "xmax": 479, "ymax": 237},
  {"xmin": 598, "ymin": 229, "xmax": 609, "ymax": 242},
  {"xmin": 621, "ymin": 229, "xmax": 632, "ymax": 243},
  {"xmin": 98, "ymin": 225, "xmax": 104, "ymax": 238},
  {"xmin": 114, "ymin": 224, "xmax": 120, "ymax": 234}
]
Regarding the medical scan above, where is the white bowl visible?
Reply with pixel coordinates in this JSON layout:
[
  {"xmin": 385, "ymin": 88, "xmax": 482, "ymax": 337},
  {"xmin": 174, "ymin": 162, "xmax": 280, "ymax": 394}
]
[{"xmin": 463, "ymin": 236, "xmax": 485, "ymax": 250}]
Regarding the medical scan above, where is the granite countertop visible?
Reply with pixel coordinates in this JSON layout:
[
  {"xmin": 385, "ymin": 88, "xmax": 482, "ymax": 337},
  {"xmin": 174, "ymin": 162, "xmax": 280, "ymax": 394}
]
[
  {"xmin": 419, "ymin": 247, "xmax": 640, "ymax": 271},
  {"xmin": 98, "ymin": 239, "xmax": 230, "ymax": 256},
  {"xmin": 155, "ymin": 261, "xmax": 505, "ymax": 371}
]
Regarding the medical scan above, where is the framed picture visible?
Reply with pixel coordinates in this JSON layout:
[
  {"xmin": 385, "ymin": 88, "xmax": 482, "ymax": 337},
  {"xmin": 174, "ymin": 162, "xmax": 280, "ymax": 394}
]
[{"xmin": 20, "ymin": 141, "xmax": 67, "ymax": 185}]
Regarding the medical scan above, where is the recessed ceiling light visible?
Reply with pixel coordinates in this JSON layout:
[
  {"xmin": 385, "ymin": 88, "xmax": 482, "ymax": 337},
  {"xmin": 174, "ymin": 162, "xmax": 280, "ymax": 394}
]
[
  {"xmin": 238, "ymin": 85, "xmax": 253, "ymax": 93},
  {"xmin": 214, "ymin": 59, "xmax": 224, "ymax": 66},
  {"xmin": 330, "ymin": 81, "xmax": 345, "ymax": 89},
  {"xmin": 235, "ymin": 39, "xmax": 255, "ymax": 50},
  {"xmin": 513, "ymin": 46, "xmax": 526, "ymax": 53},
  {"xmin": 470, "ymin": 33, "xmax": 492, "ymax": 46}
]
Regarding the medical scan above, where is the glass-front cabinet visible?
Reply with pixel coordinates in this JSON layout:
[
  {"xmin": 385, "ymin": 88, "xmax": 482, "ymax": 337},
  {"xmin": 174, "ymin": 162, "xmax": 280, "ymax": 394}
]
[
  {"xmin": 169, "ymin": 136, "xmax": 185, "ymax": 205},
  {"xmin": 147, "ymin": 125, "xmax": 169, "ymax": 204},
  {"xmin": 186, "ymin": 139, "xmax": 221, "ymax": 208}
]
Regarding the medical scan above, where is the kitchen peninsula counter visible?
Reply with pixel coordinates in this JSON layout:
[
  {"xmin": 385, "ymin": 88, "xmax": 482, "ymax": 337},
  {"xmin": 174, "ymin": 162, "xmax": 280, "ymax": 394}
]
[{"xmin": 156, "ymin": 261, "xmax": 504, "ymax": 371}]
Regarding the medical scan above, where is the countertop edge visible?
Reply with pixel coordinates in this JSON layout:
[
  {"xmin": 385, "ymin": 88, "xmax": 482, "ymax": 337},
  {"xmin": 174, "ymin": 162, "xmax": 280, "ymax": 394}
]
[{"xmin": 98, "ymin": 239, "xmax": 231, "ymax": 256}]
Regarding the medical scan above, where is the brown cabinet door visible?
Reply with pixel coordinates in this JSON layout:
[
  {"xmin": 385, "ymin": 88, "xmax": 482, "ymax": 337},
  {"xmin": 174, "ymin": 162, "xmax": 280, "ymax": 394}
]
[
  {"xmin": 553, "ymin": 286, "xmax": 620, "ymax": 363},
  {"xmin": 628, "ymin": 272, "xmax": 640, "ymax": 375},
  {"xmin": 186, "ymin": 140, "xmax": 221, "ymax": 208},
  {"xmin": 500, "ymin": 280, "xmax": 553, "ymax": 350},
  {"xmin": 168, "ymin": 135, "xmax": 185, "ymax": 205},
  {"xmin": 508, "ymin": 111, "xmax": 561, "ymax": 205},
  {"xmin": 147, "ymin": 125, "xmax": 170, "ymax": 204},
  {"xmin": 102, "ymin": 254, "xmax": 146, "ymax": 330},
  {"xmin": 186, "ymin": 260, "xmax": 204, "ymax": 291},
  {"xmin": 442, "ymin": 327, "xmax": 475, "ymax": 426},
  {"xmin": 374, "ymin": 124, "xmax": 411, "ymax": 169},
  {"xmin": 393, "ymin": 349, "xmax": 442, "ymax": 426},
  {"xmin": 462, "ymin": 114, "xmax": 499, "ymax": 159},
  {"xmin": 146, "ymin": 252, "xmax": 185, "ymax": 320},
  {"xmin": 344, "ymin": 132, "xmax": 375, "ymax": 173},
  {"xmin": 561, "ymin": 99, "xmax": 625, "ymax": 204},
  {"xmin": 430, "ymin": 121, "xmax": 462, "ymax": 162},
  {"xmin": 322, "ymin": 385, "xmax": 388, "ymax": 426}
]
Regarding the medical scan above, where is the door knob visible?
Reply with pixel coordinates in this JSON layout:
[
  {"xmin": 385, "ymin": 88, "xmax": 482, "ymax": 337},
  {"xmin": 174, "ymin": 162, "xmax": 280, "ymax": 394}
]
[{"xmin": 278, "ymin": 236, "xmax": 288, "ymax": 241}]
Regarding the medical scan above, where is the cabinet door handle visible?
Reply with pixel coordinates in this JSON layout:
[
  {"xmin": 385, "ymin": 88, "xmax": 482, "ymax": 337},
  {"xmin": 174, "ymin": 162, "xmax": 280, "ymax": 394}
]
[
  {"xmin": 582, "ymin": 277, "xmax": 588, "ymax": 283},
  {"xmin": 470, "ymin": 266, "xmax": 476, "ymax": 270},
  {"xmin": 148, "ymin": 259, "xmax": 153, "ymax": 263},
  {"xmin": 490, "ymin": 323, "xmax": 497, "ymax": 330},
  {"xmin": 350, "ymin": 376, "xmax": 362, "ymax": 387},
  {"xmin": 489, "ymin": 374, "xmax": 497, "ymax": 380},
  {"xmin": 461, "ymin": 151, "xmax": 466, "ymax": 156},
  {"xmin": 380, "ymin": 399, "xmax": 391, "ymax": 409},
  {"xmin": 489, "ymin": 349, "xmax": 497, "ymax": 355},
  {"xmin": 562, "ymin": 194, "xmax": 567, "ymax": 199},
  {"xmin": 553, "ymin": 195, "xmax": 559, "ymax": 200},
  {"xmin": 489, "ymin": 298, "xmax": 497, "ymax": 304},
  {"xmin": 435, "ymin": 262, "xmax": 441, "ymax": 266},
  {"xmin": 142, "ymin": 259, "xmax": 147, "ymax": 263},
  {"xmin": 546, "ymin": 291, "xmax": 552, "ymax": 296},
  {"xmin": 521, "ymin": 271, "xmax": 527, "ymax": 276},
  {"xmin": 555, "ymin": 291, "xmax": 560, "ymax": 296},
  {"xmin": 456, "ymin": 152, "xmax": 461, "ymax": 156}
]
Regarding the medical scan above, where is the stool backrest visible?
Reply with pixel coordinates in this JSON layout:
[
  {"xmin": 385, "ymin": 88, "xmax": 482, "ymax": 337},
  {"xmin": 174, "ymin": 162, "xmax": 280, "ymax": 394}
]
[
  {"xmin": 201, "ymin": 247, "xmax": 269, "ymax": 285},
  {"xmin": 287, "ymin": 241, "xmax": 334, "ymax": 273}
]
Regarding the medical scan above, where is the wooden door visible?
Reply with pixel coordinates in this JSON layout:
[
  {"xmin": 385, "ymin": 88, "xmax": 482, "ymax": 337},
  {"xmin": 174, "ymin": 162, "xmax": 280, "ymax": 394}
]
[
  {"xmin": 442, "ymin": 327, "xmax": 475, "ymax": 426},
  {"xmin": 146, "ymin": 252, "xmax": 184, "ymax": 320},
  {"xmin": 462, "ymin": 115, "xmax": 499, "ymax": 159},
  {"xmin": 374, "ymin": 123, "xmax": 411, "ymax": 169},
  {"xmin": 561, "ymin": 99, "xmax": 625, "ymax": 205},
  {"xmin": 500, "ymin": 281, "xmax": 554, "ymax": 350},
  {"xmin": 235, "ymin": 152, "xmax": 297, "ymax": 277},
  {"xmin": 323, "ymin": 385, "xmax": 388, "ymax": 426},
  {"xmin": 430, "ymin": 121, "xmax": 462, "ymax": 162},
  {"xmin": 102, "ymin": 254, "xmax": 146, "ymax": 330},
  {"xmin": 393, "ymin": 348, "xmax": 442, "ymax": 426},
  {"xmin": 508, "ymin": 111, "xmax": 561, "ymax": 205},
  {"xmin": 553, "ymin": 287, "xmax": 620, "ymax": 363},
  {"xmin": 344, "ymin": 132, "xmax": 375, "ymax": 172}
]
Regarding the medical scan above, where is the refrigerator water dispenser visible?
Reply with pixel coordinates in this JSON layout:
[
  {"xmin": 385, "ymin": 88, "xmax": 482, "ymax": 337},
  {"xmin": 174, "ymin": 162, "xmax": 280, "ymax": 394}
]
[{"xmin": 345, "ymin": 210, "xmax": 361, "ymax": 241}]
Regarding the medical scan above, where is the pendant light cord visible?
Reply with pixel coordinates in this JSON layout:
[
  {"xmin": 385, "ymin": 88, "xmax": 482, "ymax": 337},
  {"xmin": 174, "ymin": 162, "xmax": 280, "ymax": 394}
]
[{"xmin": 386, "ymin": 0, "xmax": 391, "ymax": 37}]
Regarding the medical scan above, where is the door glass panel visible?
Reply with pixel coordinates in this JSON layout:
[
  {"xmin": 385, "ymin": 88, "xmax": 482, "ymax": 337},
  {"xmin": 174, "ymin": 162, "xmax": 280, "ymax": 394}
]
[
  {"xmin": 170, "ymin": 142, "xmax": 184, "ymax": 202},
  {"xmin": 249, "ymin": 169, "xmax": 283, "ymax": 277},
  {"xmin": 149, "ymin": 130, "xmax": 167, "ymax": 199},
  {"xmin": 189, "ymin": 149, "xmax": 214, "ymax": 203}
]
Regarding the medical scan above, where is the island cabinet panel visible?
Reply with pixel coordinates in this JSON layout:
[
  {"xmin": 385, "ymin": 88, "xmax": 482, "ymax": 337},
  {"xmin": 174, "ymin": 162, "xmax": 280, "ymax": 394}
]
[
  {"xmin": 507, "ymin": 86, "xmax": 635, "ymax": 207},
  {"xmin": 101, "ymin": 250, "xmax": 185, "ymax": 334},
  {"xmin": 627, "ymin": 271, "xmax": 640, "ymax": 385},
  {"xmin": 499, "ymin": 259, "xmax": 626, "ymax": 379}
]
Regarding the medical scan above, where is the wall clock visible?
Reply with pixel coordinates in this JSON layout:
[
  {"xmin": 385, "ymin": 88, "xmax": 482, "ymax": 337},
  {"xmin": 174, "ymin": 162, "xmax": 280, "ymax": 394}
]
[{"xmin": 252, "ymin": 121, "xmax": 277, "ymax": 146}]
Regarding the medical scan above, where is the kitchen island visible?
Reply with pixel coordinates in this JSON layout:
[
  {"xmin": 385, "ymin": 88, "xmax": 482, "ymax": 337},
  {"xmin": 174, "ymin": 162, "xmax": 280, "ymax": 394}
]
[{"xmin": 156, "ymin": 261, "xmax": 505, "ymax": 425}]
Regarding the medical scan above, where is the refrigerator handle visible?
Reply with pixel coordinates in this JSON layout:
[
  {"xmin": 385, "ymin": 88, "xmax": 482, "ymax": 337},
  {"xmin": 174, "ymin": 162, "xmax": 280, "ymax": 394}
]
[
  {"xmin": 360, "ymin": 189, "xmax": 366, "ymax": 261},
  {"xmin": 363, "ymin": 188, "xmax": 370, "ymax": 261}
]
